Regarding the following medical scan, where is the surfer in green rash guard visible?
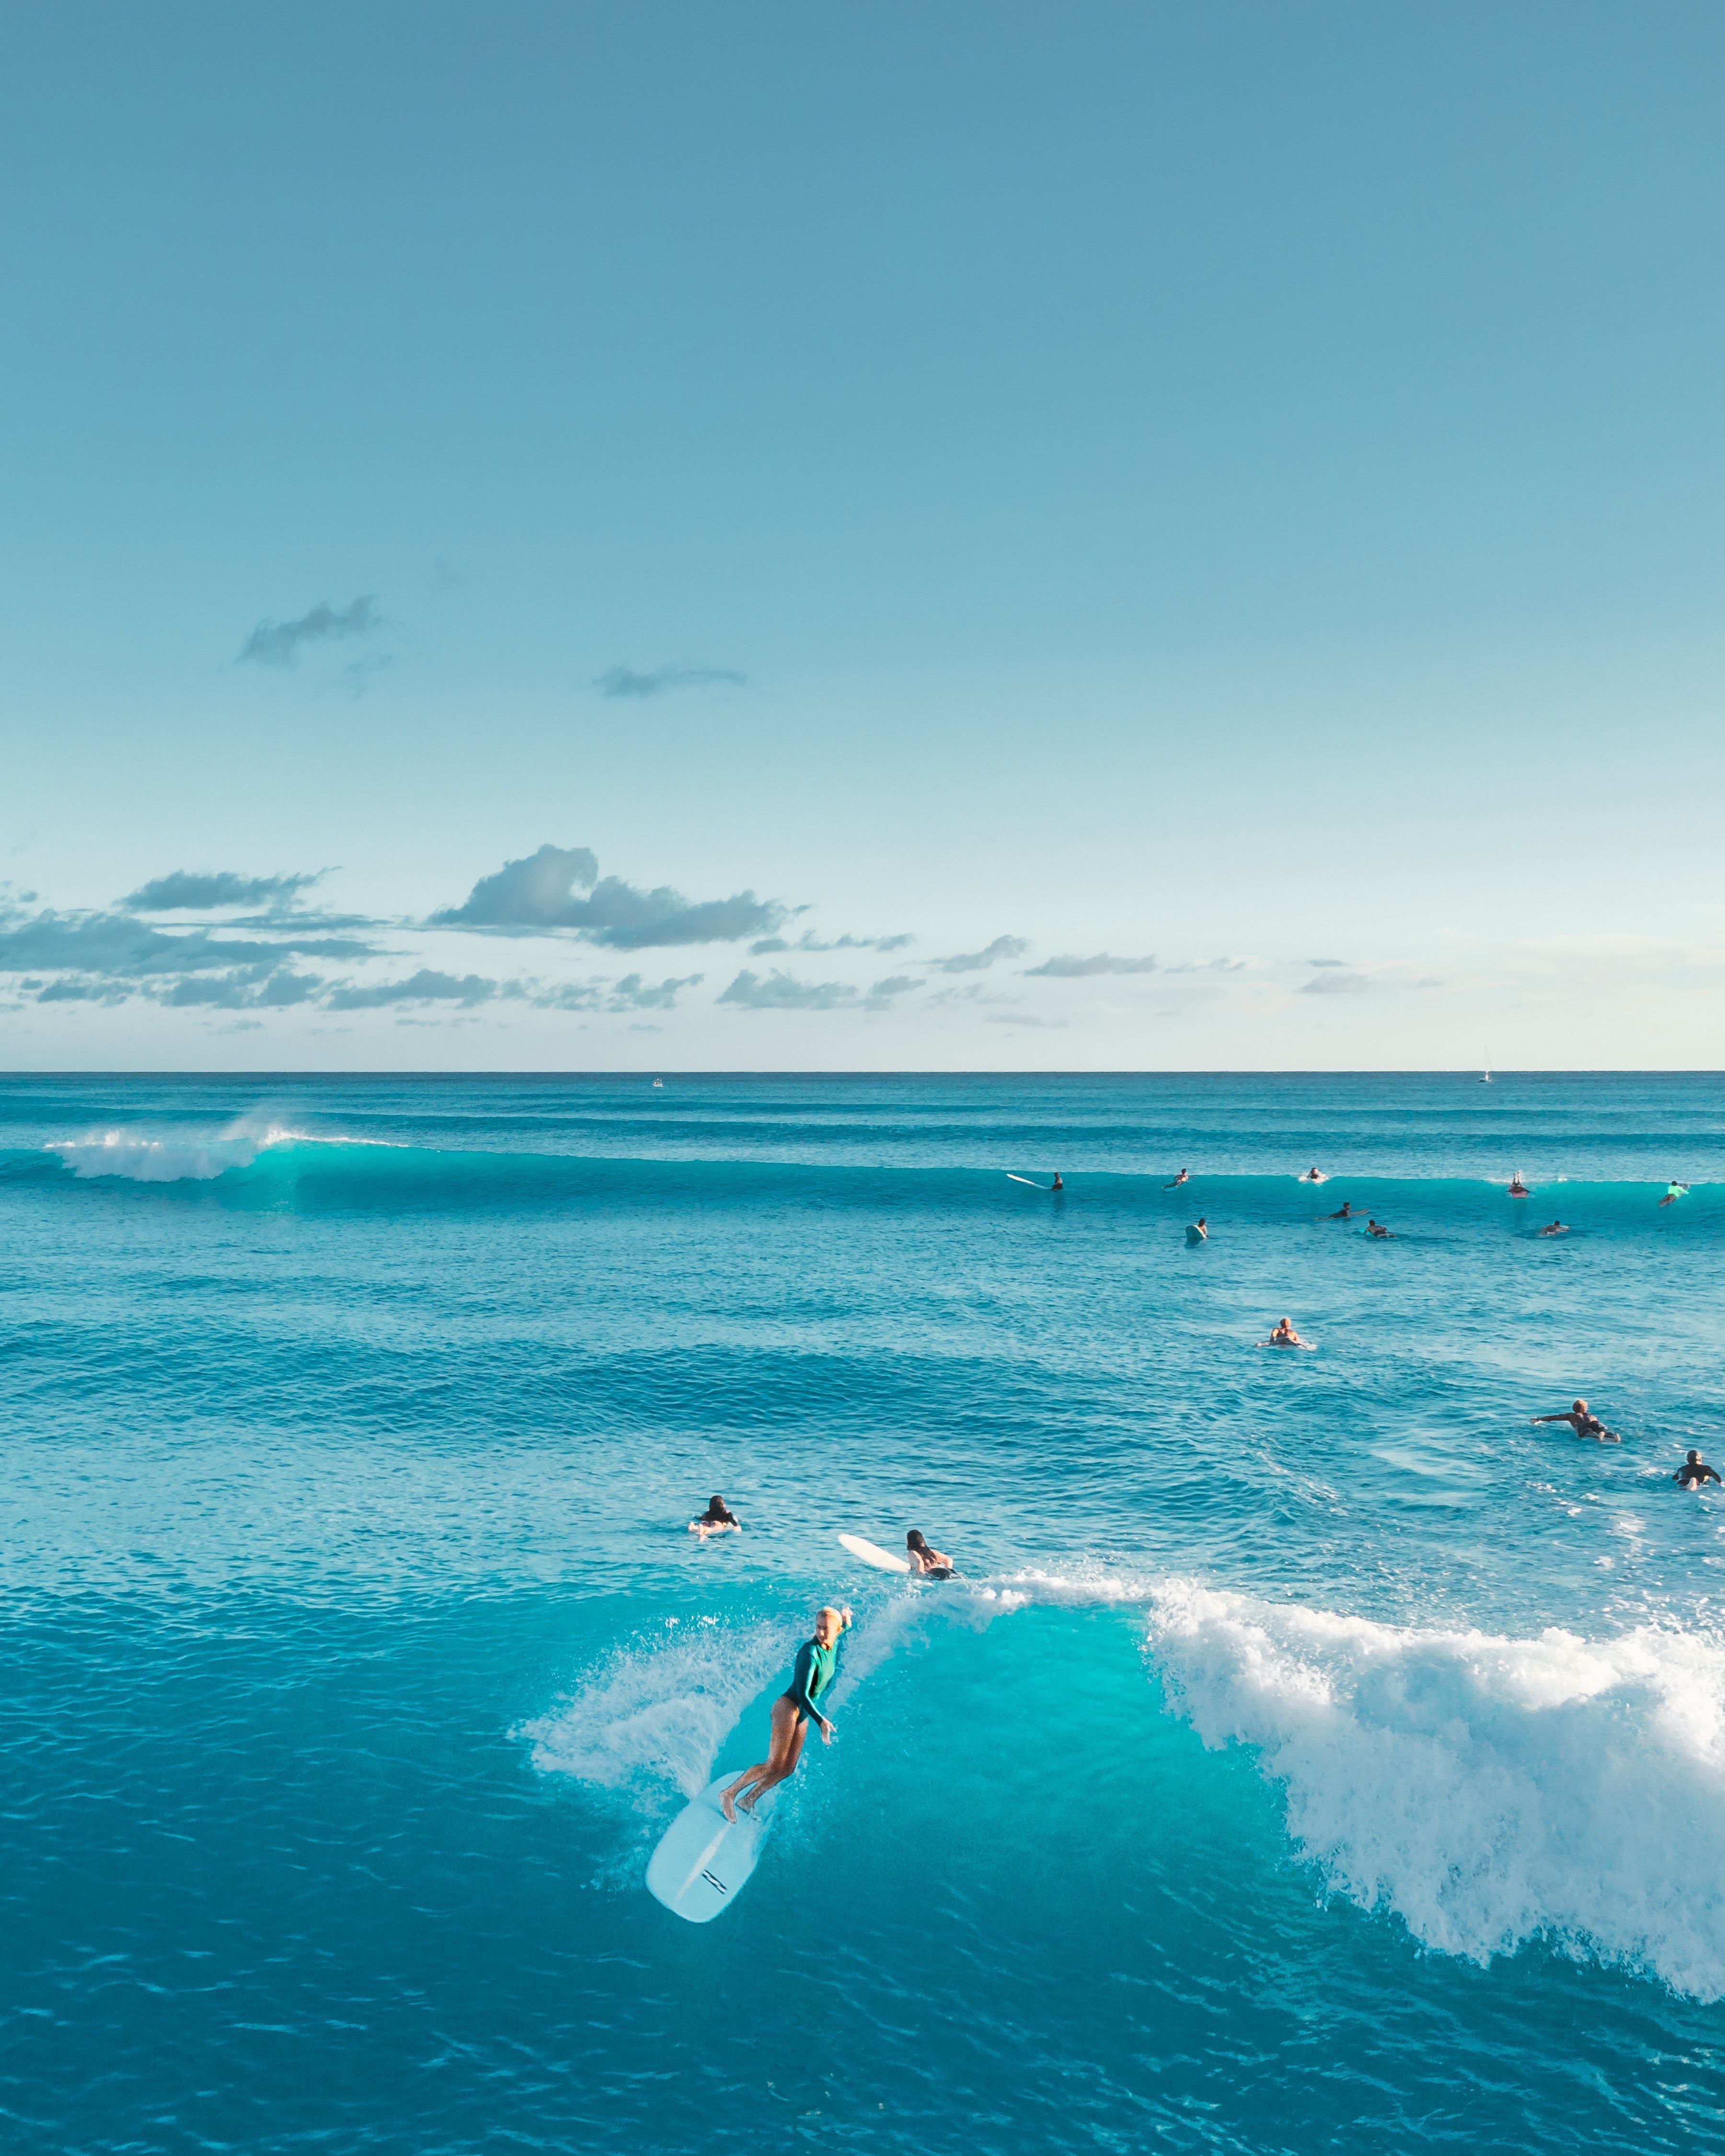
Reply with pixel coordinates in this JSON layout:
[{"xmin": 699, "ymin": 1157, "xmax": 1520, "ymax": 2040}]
[{"xmin": 721, "ymin": 1604, "xmax": 852, "ymax": 1820}]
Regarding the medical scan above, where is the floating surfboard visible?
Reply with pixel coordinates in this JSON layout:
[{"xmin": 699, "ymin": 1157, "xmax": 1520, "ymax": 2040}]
[
  {"xmin": 646, "ymin": 1774, "xmax": 779, "ymax": 1923},
  {"xmin": 838, "ymin": 1531, "xmax": 911, "ymax": 1574}
]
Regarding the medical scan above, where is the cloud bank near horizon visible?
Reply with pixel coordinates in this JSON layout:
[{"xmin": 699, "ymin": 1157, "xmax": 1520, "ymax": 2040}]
[{"xmin": 432, "ymin": 843, "xmax": 787, "ymax": 948}]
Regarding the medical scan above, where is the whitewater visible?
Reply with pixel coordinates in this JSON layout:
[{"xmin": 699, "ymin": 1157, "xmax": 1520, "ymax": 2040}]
[{"xmin": 3, "ymin": 1070, "xmax": 1724, "ymax": 2153}]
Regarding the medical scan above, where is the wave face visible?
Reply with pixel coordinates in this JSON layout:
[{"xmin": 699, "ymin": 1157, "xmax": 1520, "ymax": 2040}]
[{"xmin": 6, "ymin": 1071, "xmax": 1725, "ymax": 2155}]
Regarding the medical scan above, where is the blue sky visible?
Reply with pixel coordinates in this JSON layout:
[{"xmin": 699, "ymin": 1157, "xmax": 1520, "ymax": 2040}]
[{"xmin": 4, "ymin": 0, "xmax": 1723, "ymax": 1068}]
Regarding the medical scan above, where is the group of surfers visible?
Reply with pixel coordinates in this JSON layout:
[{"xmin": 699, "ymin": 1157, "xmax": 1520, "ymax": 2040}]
[
  {"xmin": 702, "ymin": 1166, "xmax": 1709, "ymax": 1822},
  {"xmin": 683, "ymin": 1505, "xmax": 954, "ymax": 1819},
  {"xmin": 1173, "ymin": 1170, "xmax": 1690, "ymax": 1248},
  {"xmin": 688, "ymin": 1496, "xmax": 953, "ymax": 1580}
]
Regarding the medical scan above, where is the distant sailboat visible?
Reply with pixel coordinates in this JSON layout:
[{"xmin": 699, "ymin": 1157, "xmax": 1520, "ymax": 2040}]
[{"xmin": 1480, "ymin": 1055, "xmax": 1492, "ymax": 1085}]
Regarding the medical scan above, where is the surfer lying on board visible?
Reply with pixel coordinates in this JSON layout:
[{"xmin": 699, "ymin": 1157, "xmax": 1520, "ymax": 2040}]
[
  {"xmin": 906, "ymin": 1529, "xmax": 954, "ymax": 1577},
  {"xmin": 1538, "ymin": 1220, "xmax": 1569, "ymax": 1237},
  {"xmin": 1164, "ymin": 1169, "xmax": 1189, "ymax": 1188},
  {"xmin": 721, "ymin": 1605, "xmax": 852, "ymax": 1820},
  {"xmin": 1326, "ymin": 1201, "xmax": 1358, "ymax": 1220},
  {"xmin": 1508, "ymin": 1175, "xmax": 1530, "ymax": 1197},
  {"xmin": 1675, "ymin": 1450, "xmax": 1722, "ymax": 1488},
  {"xmin": 689, "ymin": 1496, "xmax": 740, "ymax": 1536},
  {"xmin": 1530, "ymin": 1399, "xmax": 1619, "ymax": 1443},
  {"xmin": 1267, "ymin": 1318, "xmax": 1306, "ymax": 1346},
  {"xmin": 1301, "ymin": 1167, "xmax": 1326, "ymax": 1182},
  {"xmin": 1659, "ymin": 1182, "xmax": 1690, "ymax": 1206},
  {"xmin": 1365, "ymin": 1218, "xmax": 1392, "ymax": 1238}
]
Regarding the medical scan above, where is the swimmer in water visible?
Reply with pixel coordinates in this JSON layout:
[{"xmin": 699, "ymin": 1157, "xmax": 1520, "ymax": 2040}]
[
  {"xmin": 721, "ymin": 1603, "xmax": 852, "ymax": 1819},
  {"xmin": 1530, "ymin": 1398, "xmax": 1620, "ymax": 1443},
  {"xmin": 1675, "ymin": 1450, "xmax": 1722, "ymax": 1488},
  {"xmin": 1325, "ymin": 1200, "xmax": 1358, "ymax": 1220},
  {"xmin": 1658, "ymin": 1182, "xmax": 1690, "ymax": 1207},
  {"xmin": 1538, "ymin": 1220, "xmax": 1569, "ymax": 1237},
  {"xmin": 1300, "ymin": 1167, "xmax": 1326, "ymax": 1182},
  {"xmin": 1051, "ymin": 1173, "xmax": 1063, "ymax": 1191},
  {"xmin": 689, "ymin": 1494, "xmax": 741, "ymax": 1536},
  {"xmin": 1164, "ymin": 1169, "xmax": 1190, "ymax": 1189},
  {"xmin": 905, "ymin": 1529, "xmax": 954, "ymax": 1578},
  {"xmin": 1267, "ymin": 1317, "xmax": 1306, "ymax": 1346},
  {"xmin": 1365, "ymin": 1217, "xmax": 1392, "ymax": 1238}
]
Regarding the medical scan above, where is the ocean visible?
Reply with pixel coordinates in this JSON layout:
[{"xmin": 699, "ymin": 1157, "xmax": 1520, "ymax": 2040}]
[{"xmin": 4, "ymin": 1069, "xmax": 1724, "ymax": 2153}]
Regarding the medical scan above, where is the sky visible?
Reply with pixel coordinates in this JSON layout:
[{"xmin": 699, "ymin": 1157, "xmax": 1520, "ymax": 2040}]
[{"xmin": 3, "ymin": 0, "xmax": 1723, "ymax": 1071}]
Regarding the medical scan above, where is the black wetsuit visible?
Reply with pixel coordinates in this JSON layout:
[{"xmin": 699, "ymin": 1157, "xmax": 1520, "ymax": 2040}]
[{"xmin": 1676, "ymin": 1461, "xmax": 1721, "ymax": 1488}]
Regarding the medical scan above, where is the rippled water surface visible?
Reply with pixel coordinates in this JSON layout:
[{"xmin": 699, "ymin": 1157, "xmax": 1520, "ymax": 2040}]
[{"xmin": 4, "ymin": 1072, "xmax": 1725, "ymax": 2153}]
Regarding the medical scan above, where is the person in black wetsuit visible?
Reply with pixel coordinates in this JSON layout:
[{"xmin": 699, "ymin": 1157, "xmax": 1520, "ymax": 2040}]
[
  {"xmin": 1050, "ymin": 1173, "xmax": 1064, "ymax": 1192},
  {"xmin": 906, "ymin": 1529, "xmax": 954, "ymax": 1578},
  {"xmin": 1530, "ymin": 1399, "xmax": 1619, "ymax": 1443},
  {"xmin": 688, "ymin": 1495, "xmax": 740, "ymax": 1537},
  {"xmin": 1675, "ymin": 1451, "xmax": 1722, "ymax": 1488},
  {"xmin": 1326, "ymin": 1201, "xmax": 1358, "ymax": 1220},
  {"xmin": 721, "ymin": 1605, "xmax": 852, "ymax": 1819}
]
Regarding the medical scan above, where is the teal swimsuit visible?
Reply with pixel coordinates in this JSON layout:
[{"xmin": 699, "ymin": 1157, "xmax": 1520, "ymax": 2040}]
[{"xmin": 786, "ymin": 1634, "xmax": 840, "ymax": 1722}]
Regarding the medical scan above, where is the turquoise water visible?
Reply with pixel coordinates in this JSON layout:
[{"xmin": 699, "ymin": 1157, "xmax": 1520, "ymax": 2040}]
[{"xmin": 4, "ymin": 1071, "xmax": 1725, "ymax": 2152}]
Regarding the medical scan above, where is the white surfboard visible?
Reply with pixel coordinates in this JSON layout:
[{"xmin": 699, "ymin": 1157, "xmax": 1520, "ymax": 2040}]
[
  {"xmin": 838, "ymin": 1531, "xmax": 911, "ymax": 1574},
  {"xmin": 1005, "ymin": 1173, "xmax": 1047, "ymax": 1189},
  {"xmin": 646, "ymin": 1774, "xmax": 779, "ymax": 1923}
]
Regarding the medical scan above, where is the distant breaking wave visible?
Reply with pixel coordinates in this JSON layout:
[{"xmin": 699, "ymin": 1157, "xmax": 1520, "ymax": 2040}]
[
  {"xmin": 46, "ymin": 1116, "xmax": 311, "ymax": 1181},
  {"xmin": 44, "ymin": 1118, "xmax": 403, "ymax": 1182}
]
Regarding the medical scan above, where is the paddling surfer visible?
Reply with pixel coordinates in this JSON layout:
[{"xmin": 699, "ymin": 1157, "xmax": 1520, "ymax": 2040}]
[
  {"xmin": 1326, "ymin": 1201, "xmax": 1359, "ymax": 1220},
  {"xmin": 1675, "ymin": 1450, "xmax": 1722, "ymax": 1488},
  {"xmin": 689, "ymin": 1495, "xmax": 740, "ymax": 1536},
  {"xmin": 721, "ymin": 1605, "xmax": 852, "ymax": 1819},
  {"xmin": 1530, "ymin": 1398, "xmax": 1619, "ymax": 1443},
  {"xmin": 905, "ymin": 1529, "xmax": 954, "ymax": 1578},
  {"xmin": 1267, "ymin": 1318, "xmax": 1306, "ymax": 1346},
  {"xmin": 1164, "ymin": 1169, "xmax": 1189, "ymax": 1189}
]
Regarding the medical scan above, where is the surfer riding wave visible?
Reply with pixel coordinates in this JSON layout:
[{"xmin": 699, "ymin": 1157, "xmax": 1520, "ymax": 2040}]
[{"xmin": 721, "ymin": 1605, "xmax": 852, "ymax": 1819}]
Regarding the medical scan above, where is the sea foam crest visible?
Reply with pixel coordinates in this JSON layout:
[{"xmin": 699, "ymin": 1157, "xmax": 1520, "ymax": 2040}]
[
  {"xmin": 48, "ymin": 1115, "xmax": 308, "ymax": 1181},
  {"xmin": 1150, "ymin": 1582, "xmax": 1725, "ymax": 1997},
  {"xmin": 519, "ymin": 1618, "xmax": 788, "ymax": 1808}
]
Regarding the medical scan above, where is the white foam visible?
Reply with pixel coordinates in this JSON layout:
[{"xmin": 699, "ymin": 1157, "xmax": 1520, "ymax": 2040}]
[
  {"xmin": 1149, "ymin": 1581, "xmax": 1725, "ymax": 1997},
  {"xmin": 47, "ymin": 1114, "xmax": 310, "ymax": 1181},
  {"xmin": 518, "ymin": 1618, "xmax": 788, "ymax": 1809}
]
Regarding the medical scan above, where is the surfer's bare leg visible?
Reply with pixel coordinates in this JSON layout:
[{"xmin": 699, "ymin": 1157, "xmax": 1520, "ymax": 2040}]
[
  {"xmin": 734, "ymin": 1709, "xmax": 810, "ymax": 1814},
  {"xmin": 721, "ymin": 1698, "xmax": 803, "ymax": 1819},
  {"xmin": 741, "ymin": 1715, "xmax": 809, "ymax": 1810}
]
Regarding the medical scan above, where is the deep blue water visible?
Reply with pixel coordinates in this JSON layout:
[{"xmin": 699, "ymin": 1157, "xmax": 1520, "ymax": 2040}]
[{"xmin": 4, "ymin": 1071, "xmax": 1725, "ymax": 2153}]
